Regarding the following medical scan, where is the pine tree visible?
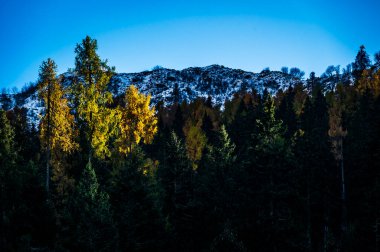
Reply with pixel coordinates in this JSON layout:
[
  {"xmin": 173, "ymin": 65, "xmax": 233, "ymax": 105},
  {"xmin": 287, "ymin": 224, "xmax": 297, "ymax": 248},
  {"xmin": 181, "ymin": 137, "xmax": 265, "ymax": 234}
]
[
  {"xmin": 227, "ymin": 94, "xmax": 257, "ymax": 154},
  {"xmin": 195, "ymin": 125, "xmax": 238, "ymax": 250},
  {"xmin": 201, "ymin": 110, "xmax": 215, "ymax": 143},
  {"xmin": 0, "ymin": 109, "xmax": 17, "ymax": 250},
  {"xmin": 0, "ymin": 89, "xmax": 12, "ymax": 110},
  {"xmin": 172, "ymin": 103, "xmax": 185, "ymax": 139},
  {"xmin": 157, "ymin": 132, "xmax": 194, "ymax": 250},
  {"xmin": 328, "ymin": 96, "xmax": 348, "ymax": 248},
  {"xmin": 252, "ymin": 93, "xmax": 299, "ymax": 251},
  {"xmin": 344, "ymin": 88, "xmax": 380, "ymax": 251},
  {"xmin": 277, "ymin": 86, "xmax": 297, "ymax": 139},
  {"xmin": 109, "ymin": 147, "xmax": 165, "ymax": 251},
  {"xmin": 295, "ymin": 91, "xmax": 338, "ymax": 250},
  {"xmin": 352, "ymin": 45, "xmax": 371, "ymax": 81},
  {"xmin": 67, "ymin": 161, "xmax": 116, "ymax": 251},
  {"xmin": 7, "ymin": 107, "xmax": 39, "ymax": 163},
  {"xmin": 374, "ymin": 51, "xmax": 380, "ymax": 70}
]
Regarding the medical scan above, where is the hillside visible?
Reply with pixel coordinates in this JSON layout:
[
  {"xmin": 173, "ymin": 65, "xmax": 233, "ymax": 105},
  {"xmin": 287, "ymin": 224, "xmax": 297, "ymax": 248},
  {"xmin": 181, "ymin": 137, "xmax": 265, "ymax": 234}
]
[{"xmin": 3, "ymin": 65, "xmax": 305, "ymax": 124}]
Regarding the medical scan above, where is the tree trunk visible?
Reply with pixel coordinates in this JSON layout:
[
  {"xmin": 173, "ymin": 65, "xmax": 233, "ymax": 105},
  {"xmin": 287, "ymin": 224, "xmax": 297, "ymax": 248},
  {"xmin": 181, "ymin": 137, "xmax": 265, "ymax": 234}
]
[
  {"xmin": 46, "ymin": 79, "xmax": 51, "ymax": 195},
  {"xmin": 340, "ymin": 138, "xmax": 347, "ymax": 237}
]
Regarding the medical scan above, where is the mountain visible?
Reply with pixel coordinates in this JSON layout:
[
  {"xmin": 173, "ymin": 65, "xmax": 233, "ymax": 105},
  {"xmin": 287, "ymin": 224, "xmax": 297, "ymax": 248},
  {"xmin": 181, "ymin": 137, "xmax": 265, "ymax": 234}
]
[{"xmin": 2, "ymin": 64, "xmax": 305, "ymax": 124}]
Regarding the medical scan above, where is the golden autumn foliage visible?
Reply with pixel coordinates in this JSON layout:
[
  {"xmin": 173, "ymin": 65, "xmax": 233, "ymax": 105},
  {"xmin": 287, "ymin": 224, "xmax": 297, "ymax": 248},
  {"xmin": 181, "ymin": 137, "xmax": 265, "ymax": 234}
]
[
  {"xmin": 38, "ymin": 58, "xmax": 78, "ymax": 197},
  {"xmin": 357, "ymin": 69, "xmax": 380, "ymax": 97},
  {"xmin": 38, "ymin": 59, "xmax": 78, "ymax": 154},
  {"xmin": 76, "ymin": 82, "xmax": 119, "ymax": 158},
  {"xmin": 185, "ymin": 125, "xmax": 206, "ymax": 169},
  {"xmin": 116, "ymin": 85, "xmax": 158, "ymax": 154},
  {"xmin": 74, "ymin": 36, "xmax": 118, "ymax": 159}
]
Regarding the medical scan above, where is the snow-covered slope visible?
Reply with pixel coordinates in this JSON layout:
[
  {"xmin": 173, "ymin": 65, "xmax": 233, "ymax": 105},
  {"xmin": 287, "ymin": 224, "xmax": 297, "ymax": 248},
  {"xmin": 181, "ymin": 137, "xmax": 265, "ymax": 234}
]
[
  {"xmin": 5, "ymin": 65, "xmax": 305, "ymax": 125},
  {"xmin": 108, "ymin": 64, "xmax": 303, "ymax": 105}
]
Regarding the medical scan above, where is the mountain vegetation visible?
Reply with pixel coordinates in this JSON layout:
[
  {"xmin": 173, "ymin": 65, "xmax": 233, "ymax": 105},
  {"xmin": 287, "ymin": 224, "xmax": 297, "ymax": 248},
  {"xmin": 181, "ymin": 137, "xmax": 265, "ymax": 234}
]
[{"xmin": 1, "ymin": 36, "xmax": 380, "ymax": 251}]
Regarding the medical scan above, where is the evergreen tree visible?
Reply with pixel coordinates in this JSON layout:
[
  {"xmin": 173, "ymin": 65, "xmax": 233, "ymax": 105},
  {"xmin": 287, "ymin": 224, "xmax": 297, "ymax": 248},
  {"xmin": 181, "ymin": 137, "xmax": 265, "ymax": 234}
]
[
  {"xmin": 277, "ymin": 86, "xmax": 297, "ymax": 139},
  {"xmin": 195, "ymin": 125, "xmax": 239, "ymax": 250},
  {"xmin": 157, "ymin": 132, "xmax": 194, "ymax": 250},
  {"xmin": 172, "ymin": 103, "xmax": 185, "ymax": 139},
  {"xmin": 352, "ymin": 45, "xmax": 371, "ymax": 81},
  {"xmin": 66, "ymin": 161, "xmax": 116, "ymax": 251},
  {"xmin": 109, "ymin": 147, "xmax": 165, "ymax": 251},
  {"xmin": 0, "ymin": 109, "xmax": 17, "ymax": 250},
  {"xmin": 344, "ymin": 88, "xmax": 380, "ymax": 251},
  {"xmin": 250, "ymin": 93, "xmax": 299, "ymax": 251},
  {"xmin": 328, "ymin": 95, "xmax": 348, "ymax": 248},
  {"xmin": 0, "ymin": 89, "xmax": 12, "ymax": 110},
  {"xmin": 227, "ymin": 94, "xmax": 257, "ymax": 154},
  {"xmin": 201, "ymin": 110, "xmax": 215, "ymax": 143},
  {"xmin": 374, "ymin": 51, "xmax": 380, "ymax": 70},
  {"xmin": 7, "ymin": 107, "xmax": 39, "ymax": 163},
  {"xmin": 295, "ymin": 91, "xmax": 338, "ymax": 250}
]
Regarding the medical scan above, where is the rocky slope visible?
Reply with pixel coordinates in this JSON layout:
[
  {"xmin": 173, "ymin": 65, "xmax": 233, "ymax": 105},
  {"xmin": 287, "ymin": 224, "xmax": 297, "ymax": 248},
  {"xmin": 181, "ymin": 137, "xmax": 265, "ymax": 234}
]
[{"xmin": 2, "ymin": 64, "xmax": 305, "ymax": 124}]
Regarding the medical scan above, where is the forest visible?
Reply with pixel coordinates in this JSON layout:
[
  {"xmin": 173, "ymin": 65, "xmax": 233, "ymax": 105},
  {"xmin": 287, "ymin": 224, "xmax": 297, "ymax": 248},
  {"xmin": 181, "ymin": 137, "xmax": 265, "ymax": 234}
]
[{"xmin": 1, "ymin": 36, "xmax": 380, "ymax": 251}]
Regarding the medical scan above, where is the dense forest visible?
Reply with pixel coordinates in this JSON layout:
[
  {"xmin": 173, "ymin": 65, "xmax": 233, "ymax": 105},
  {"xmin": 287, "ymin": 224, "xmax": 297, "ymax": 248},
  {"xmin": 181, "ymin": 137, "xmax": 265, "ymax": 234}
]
[{"xmin": 1, "ymin": 36, "xmax": 380, "ymax": 251}]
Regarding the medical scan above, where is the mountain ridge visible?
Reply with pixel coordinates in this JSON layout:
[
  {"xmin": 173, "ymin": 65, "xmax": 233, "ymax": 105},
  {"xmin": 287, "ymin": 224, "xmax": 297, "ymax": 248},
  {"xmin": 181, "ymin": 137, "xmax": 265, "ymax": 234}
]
[{"xmin": 2, "ymin": 64, "xmax": 306, "ymax": 124}]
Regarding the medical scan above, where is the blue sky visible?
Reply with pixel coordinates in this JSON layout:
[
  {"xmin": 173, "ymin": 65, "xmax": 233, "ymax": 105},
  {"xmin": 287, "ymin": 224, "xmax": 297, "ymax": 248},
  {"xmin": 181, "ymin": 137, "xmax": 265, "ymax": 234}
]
[{"xmin": 1, "ymin": 0, "xmax": 380, "ymax": 89}]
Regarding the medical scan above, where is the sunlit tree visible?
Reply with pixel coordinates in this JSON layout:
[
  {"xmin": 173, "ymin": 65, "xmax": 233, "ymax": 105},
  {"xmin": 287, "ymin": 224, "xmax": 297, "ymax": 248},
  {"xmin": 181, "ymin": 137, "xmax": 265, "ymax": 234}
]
[
  {"xmin": 116, "ymin": 85, "xmax": 157, "ymax": 154},
  {"xmin": 38, "ymin": 58, "xmax": 77, "ymax": 194},
  {"xmin": 73, "ymin": 36, "xmax": 117, "ymax": 159}
]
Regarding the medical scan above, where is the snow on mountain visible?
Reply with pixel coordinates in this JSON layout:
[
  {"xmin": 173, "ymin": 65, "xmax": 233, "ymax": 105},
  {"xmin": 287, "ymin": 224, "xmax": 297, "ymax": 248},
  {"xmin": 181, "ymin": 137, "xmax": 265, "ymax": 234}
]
[
  {"xmin": 108, "ymin": 64, "xmax": 303, "ymax": 105},
  {"xmin": 6, "ymin": 64, "xmax": 305, "ymax": 125}
]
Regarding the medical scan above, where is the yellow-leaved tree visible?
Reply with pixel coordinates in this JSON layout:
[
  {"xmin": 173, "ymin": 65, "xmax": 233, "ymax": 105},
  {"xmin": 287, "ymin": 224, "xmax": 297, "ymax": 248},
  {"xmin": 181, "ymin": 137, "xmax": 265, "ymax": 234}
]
[
  {"xmin": 116, "ymin": 85, "xmax": 157, "ymax": 154},
  {"xmin": 357, "ymin": 69, "xmax": 380, "ymax": 97},
  {"xmin": 38, "ymin": 58, "xmax": 78, "ymax": 196},
  {"xmin": 73, "ymin": 36, "xmax": 119, "ymax": 160}
]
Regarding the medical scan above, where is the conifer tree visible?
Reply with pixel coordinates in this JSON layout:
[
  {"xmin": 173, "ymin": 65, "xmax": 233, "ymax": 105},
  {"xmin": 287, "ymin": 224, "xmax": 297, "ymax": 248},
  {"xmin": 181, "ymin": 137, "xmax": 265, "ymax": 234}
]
[
  {"xmin": 158, "ymin": 132, "xmax": 194, "ymax": 250},
  {"xmin": 68, "ymin": 161, "xmax": 116, "ymax": 251},
  {"xmin": 116, "ymin": 85, "xmax": 158, "ymax": 155},
  {"xmin": 328, "ymin": 96, "xmax": 348, "ymax": 247},
  {"xmin": 0, "ymin": 109, "xmax": 17, "ymax": 250},
  {"xmin": 296, "ymin": 91, "xmax": 337, "ymax": 250},
  {"xmin": 73, "ymin": 36, "xmax": 117, "ymax": 160},
  {"xmin": 253, "ymin": 93, "xmax": 299, "ymax": 250},
  {"xmin": 353, "ymin": 45, "xmax": 371, "ymax": 81},
  {"xmin": 374, "ymin": 51, "xmax": 380, "ymax": 70},
  {"xmin": 277, "ymin": 86, "xmax": 297, "ymax": 139},
  {"xmin": 172, "ymin": 103, "xmax": 185, "ymax": 139},
  {"xmin": 109, "ymin": 146, "xmax": 165, "ymax": 251},
  {"xmin": 344, "ymin": 88, "xmax": 379, "ymax": 251},
  {"xmin": 195, "ymin": 125, "xmax": 238, "ymax": 249},
  {"xmin": 38, "ymin": 58, "xmax": 78, "ymax": 195},
  {"xmin": 0, "ymin": 89, "xmax": 12, "ymax": 110}
]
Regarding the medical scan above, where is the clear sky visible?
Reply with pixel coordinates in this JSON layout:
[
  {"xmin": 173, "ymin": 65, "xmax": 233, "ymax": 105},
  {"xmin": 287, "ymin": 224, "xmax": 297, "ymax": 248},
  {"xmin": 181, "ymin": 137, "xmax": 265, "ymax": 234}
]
[{"xmin": 1, "ymin": 0, "xmax": 380, "ymax": 89}]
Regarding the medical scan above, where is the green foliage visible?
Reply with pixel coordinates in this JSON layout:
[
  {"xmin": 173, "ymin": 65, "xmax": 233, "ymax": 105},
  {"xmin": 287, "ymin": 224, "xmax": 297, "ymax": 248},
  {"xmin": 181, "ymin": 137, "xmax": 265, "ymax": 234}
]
[
  {"xmin": 157, "ymin": 131, "xmax": 194, "ymax": 249},
  {"xmin": 66, "ymin": 161, "xmax": 116, "ymax": 251},
  {"xmin": 3, "ymin": 37, "xmax": 380, "ymax": 251},
  {"xmin": 185, "ymin": 124, "xmax": 207, "ymax": 169},
  {"xmin": 109, "ymin": 147, "xmax": 165, "ymax": 251},
  {"xmin": 73, "ymin": 35, "xmax": 116, "ymax": 159}
]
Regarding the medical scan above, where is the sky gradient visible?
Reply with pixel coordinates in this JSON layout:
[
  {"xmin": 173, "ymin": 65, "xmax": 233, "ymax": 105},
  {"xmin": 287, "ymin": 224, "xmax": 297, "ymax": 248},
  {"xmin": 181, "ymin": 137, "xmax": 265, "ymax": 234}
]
[{"xmin": 1, "ymin": 0, "xmax": 380, "ymax": 89}]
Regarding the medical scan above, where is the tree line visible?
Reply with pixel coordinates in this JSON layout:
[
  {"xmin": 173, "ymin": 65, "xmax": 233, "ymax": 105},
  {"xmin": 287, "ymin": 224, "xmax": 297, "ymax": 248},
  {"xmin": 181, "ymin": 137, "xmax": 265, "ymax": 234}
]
[{"xmin": 0, "ymin": 37, "xmax": 380, "ymax": 251}]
